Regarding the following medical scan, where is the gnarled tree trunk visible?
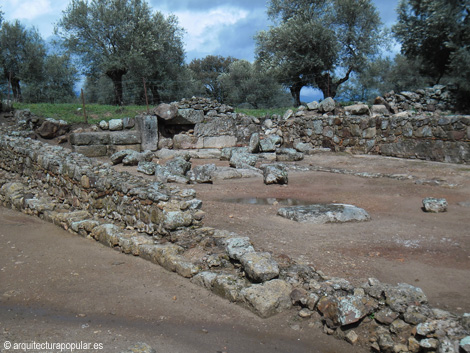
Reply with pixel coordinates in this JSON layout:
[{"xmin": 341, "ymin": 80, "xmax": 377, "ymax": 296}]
[{"xmin": 106, "ymin": 68, "xmax": 127, "ymax": 106}]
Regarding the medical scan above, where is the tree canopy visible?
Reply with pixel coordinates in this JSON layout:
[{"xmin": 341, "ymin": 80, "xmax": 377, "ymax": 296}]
[
  {"xmin": 393, "ymin": 0, "xmax": 470, "ymax": 109},
  {"xmin": 56, "ymin": 0, "xmax": 185, "ymax": 105},
  {"xmin": 256, "ymin": 0, "xmax": 382, "ymax": 106},
  {"xmin": 189, "ymin": 55, "xmax": 238, "ymax": 103},
  {"xmin": 0, "ymin": 20, "xmax": 46, "ymax": 101}
]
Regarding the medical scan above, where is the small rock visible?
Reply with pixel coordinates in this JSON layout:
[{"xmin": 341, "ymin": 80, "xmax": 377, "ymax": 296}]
[
  {"xmin": 299, "ymin": 308, "xmax": 313, "ymax": 318},
  {"xmin": 262, "ymin": 164, "xmax": 288, "ymax": 185},
  {"xmin": 461, "ymin": 337, "xmax": 470, "ymax": 353},
  {"xmin": 345, "ymin": 330, "xmax": 359, "ymax": 345},
  {"xmin": 120, "ymin": 342, "xmax": 156, "ymax": 353},
  {"xmin": 109, "ymin": 118, "xmax": 123, "ymax": 131},
  {"xmin": 422, "ymin": 197, "xmax": 448, "ymax": 213}
]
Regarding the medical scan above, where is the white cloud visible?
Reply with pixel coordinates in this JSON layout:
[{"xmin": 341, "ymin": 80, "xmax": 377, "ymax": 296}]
[
  {"xmin": 171, "ymin": 6, "xmax": 249, "ymax": 53},
  {"xmin": 4, "ymin": 0, "xmax": 54, "ymax": 20}
]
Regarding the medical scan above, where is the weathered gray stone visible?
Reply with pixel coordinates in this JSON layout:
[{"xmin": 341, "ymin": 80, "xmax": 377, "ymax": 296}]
[
  {"xmin": 294, "ymin": 142, "xmax": 312, "ymax": 153},
  {"xmin": 371, "ymin": 105, "xmax": 389, "ymax": 116},
  {"xmin": 71, "ymin": 145, "xmax": 108, "ymax": 157},
  {"xmin": 109, "ymin": 131, "xmax": 141, "ymax": 145},
  {"xmin": 422, "ymin": 197, "xmax": 448, "ymax": 213},
  {"xmin": 241, "ymin": 279, "xmax": 292, "ymax": 318},
  {"xmin": 99, "ymin": 120, "xmax": 109, "ymax": 130},
  {"xmin": 239, "ymin": 252, "xmax": 279, "ymax": 283},
  {"xmin": 123, "ymin": 150, "xmax": 154, "ymax": 166},
  {"xmin": 176, "ymin": 108, "xmax": 205, "ymax": 124},
  {"xmin": 70, "ymin": 132, "xmax": 110, "ymax": 146},
  {"xmin": 188, "ymin": 164, "xmax": 216, "ymax": 184},
  {"xmin": 276, "ymin": 148, "xmax": 303, "ymax": 162},
  {"xmin": 203, "ymin": 136, "xmax": 237, "ymax": 149},
  {"xmin": 154, "ymin": 103, "xmax": 178, "ymax": 121},
  {"xmin": 229, "ymin": 152, "xmax": 258, "ymax": 169},
  {"xmin": 108, "ymin": 119, "xmax": 123, "ymax": 131},
  {"xmin": 384, "ymin": 283, "xmax": 428, "ymax": 313},
  {"xmin": 173, "ymin": 134, "xmax": 201, "ymax": 149},
  {"xmin": 345, "ymin": 104, "xmax": 370, "ymax": 116},
  {"xmin": 136, "ymin": 115, "xmax": 159, "ymax": 151},
  {"xmin": 278, "ymin": 204, "xmax": 370, "ymax": 224},
  {"xmin": 212, "ymin": 273, "xmax": 248, "ymax": 302},
  {"xmin": 262, "ymin": 164, "xmax": 288, "ymax": 185},
  {"xmin": 165, "ymin": 156, "xmax": 191, "ymax": 176},
  {"xmin": 225, "ymin": 237, "xmax": 255, "ymax": 261},
  {"xmin": 307, "ymin": 101, "xmax": 319, "ymax": 110},
  {"xmin": 249, "ymin": 133, "xmax": 260, "ymax": 153},
  {"xmin": 461, "ymin": 337, "xmax": 470, "ymax": 353},
  {"xmin": 319, "ymin": 97, "xmax": 336, "ymax": 113},
  {"xmin": 337, "ymin": 295, "xmax": 375, "ymax": 326},
  {"xmin": 35, "ymin": 119, "xmax": 70, "ymax": 139},
  {"xmin": 259, "ymin": 135, "xmax": 282, "ymax": 152},
  {"xmin": 137, "ymin": 161, "xmax": 156, "ymax": 175},
  {"xmin": 375, "ymin": 308, "xmax": 400, "ymax": 325}
]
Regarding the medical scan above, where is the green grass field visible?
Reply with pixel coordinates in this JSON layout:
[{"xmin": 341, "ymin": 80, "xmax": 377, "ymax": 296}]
[
  {"xmin": 13, "ymin": 102, "xmax": 294, "ymax": 124},
  {"xmin": 13, "ymin": 103, "xmax": 149, "ymax": 124}
]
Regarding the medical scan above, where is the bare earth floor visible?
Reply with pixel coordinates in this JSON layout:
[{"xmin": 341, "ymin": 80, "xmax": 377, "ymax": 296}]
[
  {"xmin": 1, "ymin": 151, "xmax": 469, "ymax": 352},
  {"xmin": 0, "ymin": 207, "xmax": 364, "ymax": 353},
  {"xmin": 186, "ymin": 153, "xmax": 470, "ymax": 315}
]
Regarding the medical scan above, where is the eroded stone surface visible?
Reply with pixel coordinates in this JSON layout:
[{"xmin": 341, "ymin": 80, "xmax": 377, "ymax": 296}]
[{"xmin": 277, "ymin": 204, "xmax": 370, "ymax": 224}]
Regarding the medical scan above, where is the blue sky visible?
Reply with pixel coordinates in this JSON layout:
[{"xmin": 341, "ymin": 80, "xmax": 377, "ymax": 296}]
[{"xmin": 1, "ymin": 0, "xmax": 400, "ymax": 101}]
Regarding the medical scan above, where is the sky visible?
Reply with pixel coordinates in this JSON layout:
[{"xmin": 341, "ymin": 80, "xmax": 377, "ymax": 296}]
[{"xmin": 1, "ymin": 0, "xmax": 400, "ymax": 101}]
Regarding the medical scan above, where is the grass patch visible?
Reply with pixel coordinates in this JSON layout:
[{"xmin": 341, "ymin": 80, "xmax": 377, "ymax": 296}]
[
  {"xmin": 13, "ymin": 102, "xmax": 295, "ymax": 123},
  {"xmin": 235, "ymin": 107, "xmax": 293, "ymax": 118},
  {"xmin": 13, "ymin": 102, "xmax": 148, "ymax": 124}
]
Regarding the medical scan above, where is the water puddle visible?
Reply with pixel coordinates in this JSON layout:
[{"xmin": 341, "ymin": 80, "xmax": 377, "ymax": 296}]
[{"xmin": 220, "ymin": 197, "xmax": 312, "ymax": 206}]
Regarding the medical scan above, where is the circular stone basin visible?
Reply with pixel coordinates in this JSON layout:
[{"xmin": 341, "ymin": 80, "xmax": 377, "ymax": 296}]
[
  {"xmin": 221, "ymin": 197, "xmax": 313, "ymax": 206},
  {"xmin": 277, "ymin": 204, "xmax": 371, "ymax": 224}
]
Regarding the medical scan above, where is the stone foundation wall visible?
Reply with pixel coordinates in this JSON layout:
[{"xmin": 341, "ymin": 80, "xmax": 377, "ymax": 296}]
[
  {"xmin": 280, "ymin": 114, "xmax": 470, "ymax": 164},
  {"xmin": 0, "ymin": 133, "xmax": 202, "ymax": 235}
]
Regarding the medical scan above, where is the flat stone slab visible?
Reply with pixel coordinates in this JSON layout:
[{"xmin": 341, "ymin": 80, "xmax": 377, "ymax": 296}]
[{"xmin": 277, "ymin": 204, "xmax": 370, "ymax": 224}]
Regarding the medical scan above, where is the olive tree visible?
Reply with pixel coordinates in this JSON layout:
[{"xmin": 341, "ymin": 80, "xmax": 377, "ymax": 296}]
[
  {"xmin": 256, "ymin": 0, "xmax": 382, "ymax": 106},
  {"xmin": 56, "ymin": 0, "xmax": 185, "ymax": 105},
  {"xmin": 189, "ymin": 55, "xmax": 238, "ymax": 103},
  {"xmin": 0, "ymin": 20, "xmax": 46, "ymax": 101}
]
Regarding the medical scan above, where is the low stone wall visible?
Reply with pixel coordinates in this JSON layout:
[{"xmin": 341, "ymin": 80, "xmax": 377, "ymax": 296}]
[
  {"xmin": 280, "ymin": 113, "xmax": 470, "ymax": 164},
  {"xmin": 0, "ymin": 133, "xmax": 202, "ymax": 235},
  {"xmin": 0, "ymin": 133, "xmax": 469, "ymax": 352}
]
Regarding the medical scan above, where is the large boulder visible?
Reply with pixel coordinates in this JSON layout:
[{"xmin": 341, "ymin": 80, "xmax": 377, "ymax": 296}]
[
  {"xmin": 229, "ymin": 151, "xmax": 258, "ymax": 169},
  {"xmin": 35, "ymin": 118, "xmax": 70, "ymax": 139},
  {"xmin": 239, "ymin": 252, "xmax": 280, "ymax": 283},
  {"xmin": 165, "ymin": 155, "xmax": 192, "ymax": 176},
  {"xmin": 344, "ymin": 104, "xmax": 370, "ymax": 116},
  {"xmin": 153, "ymin": 103, "xmax": 178, "ymax": 121},
  {"xmin": 318, "ymin": 97, "xmax": 336, "ymax": 113},
  {"xmin": 188, "ymin": 164, "xmax": 216, "ymax": 184},
  {"xmin": 259, "ymin": 135, "xmax": 282, "ymax": 153},
  {"xmin": 241, "ymin": 279, "xmax": 292, "ymax": 318},
  {"xmin": 278, "ymin": 204, "xmax": 370, "ymax": 224},
  {"xmin": 262, "ymin": 164, "xmax": 288, "ymax": 185}
]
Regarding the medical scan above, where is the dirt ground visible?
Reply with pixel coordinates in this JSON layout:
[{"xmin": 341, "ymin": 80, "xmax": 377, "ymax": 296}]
[
  {"xmin": 112, "ymin": 151, "xmax": 470, "ymax": 315},
  {"xmin": 184, "ymin": 153, "xmax": 470, "ymax": 315},
  {"xmin": 0, "ymin": 206, "xmax": 364, "ymax": 353}
]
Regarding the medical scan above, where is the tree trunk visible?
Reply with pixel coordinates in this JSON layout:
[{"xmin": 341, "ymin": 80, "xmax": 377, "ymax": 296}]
[
  {"xmin": 5, "ymin": 71, "xmax": 22, "ymax": 102},
  {"xmin": 149, "ymin": 84, "xmax": 161, "ymax": 105},
  {"xmin": 11, "ymin": 77, "xmax": 22, "ymax": 102},
  {"xmin": 316, "ymin": 68, "xmax": 353, "ymax": 99},
  {"xmin": 106, "ymin": 68, "xmax": 127, "ymax": 106},
  {"xmin": 290, "ymin": 82, "xmax": 303, "ymax": 107}
]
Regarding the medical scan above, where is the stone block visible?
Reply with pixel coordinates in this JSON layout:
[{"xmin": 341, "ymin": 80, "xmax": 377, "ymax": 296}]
[
  {"xmin": 71, "ymin": 145, "xmax": 108, "ymax": 157},
  {"xmin": 109, "ymin": 131, "xmax": 141, "ymax": 145},
  {"xmin": 203, "ymin": 136, "xmax": 237, "ymax": 149},
  {"xmin": 136, "ymin": 115, "xmax": 159, "ymax": 151},
  {"xmin": 69, "ymin": 132, "xmax": 110, "ymax": 146}
]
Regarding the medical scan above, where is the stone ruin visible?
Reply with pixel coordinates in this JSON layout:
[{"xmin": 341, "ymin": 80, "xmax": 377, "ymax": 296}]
[{"xmin": 0, "ymin": 90, "xmax": 470, "ymax": 353}]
